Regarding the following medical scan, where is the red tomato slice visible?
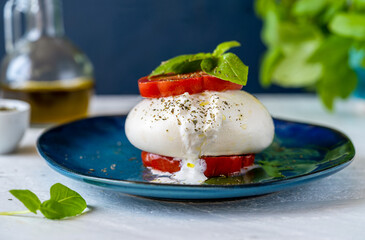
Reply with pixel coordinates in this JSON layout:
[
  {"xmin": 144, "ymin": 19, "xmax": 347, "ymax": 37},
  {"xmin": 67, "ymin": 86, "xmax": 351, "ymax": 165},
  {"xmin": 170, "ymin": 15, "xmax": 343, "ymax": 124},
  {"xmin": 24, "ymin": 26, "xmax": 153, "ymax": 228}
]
[
  {"xmin": 138, "ymin": 72, "xmax": 243, "ymax": 98},
  {"xmin": 141, "ymin": 151, "xmax": 181, "ymax": 173},
  {"xmin": 202, "ymin": 155, "xmax": 255, "ymax": 177},
  {"xmin": 141, "ymin": 151, "xmax": 255, "ymax": 177}
]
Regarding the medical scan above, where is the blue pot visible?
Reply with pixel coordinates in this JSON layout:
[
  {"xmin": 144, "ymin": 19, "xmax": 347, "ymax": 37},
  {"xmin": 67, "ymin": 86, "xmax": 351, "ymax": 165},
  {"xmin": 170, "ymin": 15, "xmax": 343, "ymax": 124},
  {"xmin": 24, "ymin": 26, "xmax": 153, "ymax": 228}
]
[{"xmin": 349, "ymin": 48, "xmax": 365, "ymax": 99}]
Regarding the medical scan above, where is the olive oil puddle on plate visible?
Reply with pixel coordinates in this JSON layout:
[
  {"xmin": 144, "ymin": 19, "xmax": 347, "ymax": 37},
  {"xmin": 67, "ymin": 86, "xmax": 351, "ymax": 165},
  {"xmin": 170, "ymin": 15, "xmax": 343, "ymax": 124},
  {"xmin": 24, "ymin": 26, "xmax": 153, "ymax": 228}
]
[
  {"xmin": 205, "ymin": 139, "xmax": 353, "ymax": 185},
  {"xmin": 142, "ymin": 137, "xmax": 354, "ymax": 185}
]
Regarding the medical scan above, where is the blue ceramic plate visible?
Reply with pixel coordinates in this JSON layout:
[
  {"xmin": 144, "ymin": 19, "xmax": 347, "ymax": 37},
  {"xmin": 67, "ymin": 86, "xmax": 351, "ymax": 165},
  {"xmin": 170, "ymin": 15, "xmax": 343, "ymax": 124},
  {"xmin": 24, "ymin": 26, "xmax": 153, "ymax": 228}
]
[{"xmin": 37, "ymin": 116, "xmax": 355, "ymax": 200}]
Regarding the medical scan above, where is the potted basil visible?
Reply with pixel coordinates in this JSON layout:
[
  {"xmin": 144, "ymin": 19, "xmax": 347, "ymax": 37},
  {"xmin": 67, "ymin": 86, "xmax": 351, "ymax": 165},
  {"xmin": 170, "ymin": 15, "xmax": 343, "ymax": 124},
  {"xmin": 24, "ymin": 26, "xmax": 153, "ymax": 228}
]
[{"xmin": 255, "ymin": 0, "xmax": 365, "ymax": 110}]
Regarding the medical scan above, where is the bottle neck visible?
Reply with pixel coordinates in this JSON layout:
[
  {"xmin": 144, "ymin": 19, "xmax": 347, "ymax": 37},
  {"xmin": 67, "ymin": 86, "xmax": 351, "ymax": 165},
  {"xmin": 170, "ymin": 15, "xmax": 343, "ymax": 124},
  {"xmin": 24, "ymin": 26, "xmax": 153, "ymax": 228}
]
[{"xmin": 27, "ymin": 0, "xmax": 64, "ymax": 39}]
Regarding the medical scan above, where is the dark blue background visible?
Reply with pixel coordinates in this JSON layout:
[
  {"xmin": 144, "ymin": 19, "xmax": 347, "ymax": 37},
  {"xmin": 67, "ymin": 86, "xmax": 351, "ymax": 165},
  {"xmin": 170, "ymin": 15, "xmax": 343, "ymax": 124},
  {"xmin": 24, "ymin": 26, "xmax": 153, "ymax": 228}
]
[{"xmin": 0, "ymin": 0, "xmax": 299, "ymax": 94}]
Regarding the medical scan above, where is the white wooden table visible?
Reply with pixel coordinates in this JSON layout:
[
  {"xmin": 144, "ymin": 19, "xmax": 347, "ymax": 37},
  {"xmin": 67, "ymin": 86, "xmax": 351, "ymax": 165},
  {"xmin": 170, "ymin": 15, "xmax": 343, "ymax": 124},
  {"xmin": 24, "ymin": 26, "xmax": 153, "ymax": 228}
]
[{"xmin": 0, "ymin": 94, "xmax": 364, "ymax": 240}]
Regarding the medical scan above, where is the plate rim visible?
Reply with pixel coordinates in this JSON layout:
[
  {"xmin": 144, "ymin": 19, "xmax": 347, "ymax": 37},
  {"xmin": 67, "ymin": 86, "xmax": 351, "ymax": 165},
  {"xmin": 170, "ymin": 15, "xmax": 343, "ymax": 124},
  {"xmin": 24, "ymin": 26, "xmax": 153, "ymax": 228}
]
[{"xmin": 36, "ymin": 115, "xmax": 356, "ymax": 189}]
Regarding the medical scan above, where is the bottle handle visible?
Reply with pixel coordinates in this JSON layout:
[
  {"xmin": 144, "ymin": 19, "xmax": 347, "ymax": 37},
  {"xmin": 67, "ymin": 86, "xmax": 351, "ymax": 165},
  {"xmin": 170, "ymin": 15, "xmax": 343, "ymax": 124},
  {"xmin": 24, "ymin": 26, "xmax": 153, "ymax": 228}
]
[{"xmin": 4, "ymin": 0, "xmax": 23, "ymax": 53}]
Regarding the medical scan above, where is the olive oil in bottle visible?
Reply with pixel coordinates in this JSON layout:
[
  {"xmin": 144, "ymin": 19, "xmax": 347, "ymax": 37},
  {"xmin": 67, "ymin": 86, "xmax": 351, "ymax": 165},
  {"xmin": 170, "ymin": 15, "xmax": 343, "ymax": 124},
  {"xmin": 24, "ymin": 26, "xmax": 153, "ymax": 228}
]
[
  {"xmin": 1, "ymin": 0, "xmax": 94, "ymax": 124},
  {"xmin": 1, "ymin": 78, "xmax": 93, "ymax": 124}
]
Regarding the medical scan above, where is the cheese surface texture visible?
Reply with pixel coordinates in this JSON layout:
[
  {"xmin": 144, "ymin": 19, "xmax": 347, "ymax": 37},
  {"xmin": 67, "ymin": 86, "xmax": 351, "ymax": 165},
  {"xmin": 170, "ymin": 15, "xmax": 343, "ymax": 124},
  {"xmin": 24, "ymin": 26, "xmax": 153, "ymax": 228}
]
[{"xmin": 125, "ymin": 90, "xmax": 274, "ymax": 179}]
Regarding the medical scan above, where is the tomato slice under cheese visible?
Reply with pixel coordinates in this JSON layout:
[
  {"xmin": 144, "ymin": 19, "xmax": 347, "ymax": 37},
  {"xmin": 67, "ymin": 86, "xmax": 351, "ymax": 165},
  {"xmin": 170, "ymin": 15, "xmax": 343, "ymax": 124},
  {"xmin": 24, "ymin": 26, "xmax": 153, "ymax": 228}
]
[{"xmin": 141, "ymin": 151, "xmax": 255, "ymax": 177}]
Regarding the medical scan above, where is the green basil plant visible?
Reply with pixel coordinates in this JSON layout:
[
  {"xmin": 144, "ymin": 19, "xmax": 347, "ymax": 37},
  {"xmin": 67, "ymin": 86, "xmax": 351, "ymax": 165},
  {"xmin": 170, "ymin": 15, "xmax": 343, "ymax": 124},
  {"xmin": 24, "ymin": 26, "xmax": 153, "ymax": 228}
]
[{"xmin": 255, "ymin": 0, "xmax": 365, "ymax": 110}]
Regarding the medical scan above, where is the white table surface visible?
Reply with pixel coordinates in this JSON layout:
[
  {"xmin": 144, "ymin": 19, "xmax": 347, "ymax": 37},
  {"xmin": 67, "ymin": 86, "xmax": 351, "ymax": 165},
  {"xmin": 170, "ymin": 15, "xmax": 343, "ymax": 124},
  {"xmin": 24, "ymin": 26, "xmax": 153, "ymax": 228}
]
[{"xmin": 1, "ymin": 94, "xmax": 364, "ymax": 240}]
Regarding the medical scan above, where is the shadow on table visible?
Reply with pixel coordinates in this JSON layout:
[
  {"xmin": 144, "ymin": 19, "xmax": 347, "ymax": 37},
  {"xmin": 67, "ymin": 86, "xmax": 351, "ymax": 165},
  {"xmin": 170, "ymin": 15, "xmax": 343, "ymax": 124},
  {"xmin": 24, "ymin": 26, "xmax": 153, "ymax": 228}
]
[
  {"xmin": 15, "ymin": 145, "xmax": 38, "ymax": 155},
  {"xmin": 0, "ymin": 145, "xmax": 37, "ymax": 157}
]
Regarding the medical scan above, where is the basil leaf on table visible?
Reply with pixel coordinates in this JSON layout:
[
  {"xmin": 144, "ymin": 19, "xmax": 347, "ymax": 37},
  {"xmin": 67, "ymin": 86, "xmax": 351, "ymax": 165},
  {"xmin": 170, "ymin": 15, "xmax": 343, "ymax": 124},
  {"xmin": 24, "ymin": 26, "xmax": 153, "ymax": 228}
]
[
  {"xmin": 40, "ymin": 183, "xmax": 87, "ymax": 220},
  {"xmin": 1, "ymin": 183, "xmax": 87, "ymax": 220},
  {"xmin": 9, "ymin": 189, "xmax": 41, "ymax": 214}
]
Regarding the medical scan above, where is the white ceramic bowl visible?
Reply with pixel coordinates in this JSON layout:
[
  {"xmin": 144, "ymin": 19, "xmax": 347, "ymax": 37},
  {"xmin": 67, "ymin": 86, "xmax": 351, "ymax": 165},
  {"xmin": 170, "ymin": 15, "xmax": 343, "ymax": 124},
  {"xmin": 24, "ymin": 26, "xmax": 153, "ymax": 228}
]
[{"xmin": 0, "ymin": 99, "xmax": 30, "ymax": 154}]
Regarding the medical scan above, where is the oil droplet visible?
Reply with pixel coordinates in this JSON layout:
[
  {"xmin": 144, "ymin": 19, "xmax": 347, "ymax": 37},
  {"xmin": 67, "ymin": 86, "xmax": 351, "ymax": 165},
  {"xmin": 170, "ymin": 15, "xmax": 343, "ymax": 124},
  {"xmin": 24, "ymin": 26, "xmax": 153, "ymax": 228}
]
[
  {"xmin": 187, "ymin": 163, "xmax": 195, "ymax": 168},
  {"xmin": 199, "ymin": 101, "xmax": 209, "ymax": 106}
]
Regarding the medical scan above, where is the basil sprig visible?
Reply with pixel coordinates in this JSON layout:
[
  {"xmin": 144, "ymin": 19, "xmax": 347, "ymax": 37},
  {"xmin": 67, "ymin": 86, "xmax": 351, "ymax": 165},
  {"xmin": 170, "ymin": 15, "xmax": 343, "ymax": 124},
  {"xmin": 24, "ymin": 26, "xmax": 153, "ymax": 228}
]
[
  {"xmin": 255, "ymin": 0, "xmax": 365, "ymax": 110},
  {"xmin": 0, "ymin": 183, "xmax": 87, "ymax": 220},
  {"xmin": 150, "ymin": 41, "xmax": 249, "ymax": 86}
]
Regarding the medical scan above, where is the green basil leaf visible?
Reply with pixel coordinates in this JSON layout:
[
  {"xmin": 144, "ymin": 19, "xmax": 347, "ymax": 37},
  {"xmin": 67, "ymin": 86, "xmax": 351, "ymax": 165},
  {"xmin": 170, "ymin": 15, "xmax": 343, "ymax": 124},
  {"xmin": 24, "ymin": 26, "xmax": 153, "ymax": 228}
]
[
  {"xmin": 292, "ymin": 0, "xmax": 328, "ymax": 17},
  {"xmin": 317, "ymin": 64, "xmax": 357, "ymax": 111},
  {"xmin": 39, "ymin": 183, "xmax": 86, "ymax": 220},
  {"xmin": 319, "ymin": 0, "xmax": 346, "ymax": 24},
  {"xmin": 329, "ymin": 13, "xmax": 365, "ymax": 40},
  {"xmin": 277, "ymin": 23, "xmax": 323, "ymax": 54},
  {"xmin": 308, "ymin": 36, "xmax": 351, "ymax": 64},
  {"xmin": 9, "ymin": 189, "xmax": 41, "ymax": 214},
  {"xmin": 318, "ymin": 60, "xmax": 357, "ymax": 110},
  {"xmin": 272, "ymin": 57, "xmax": 321, "ymax": 87},
  {"xmin": 150, "ymin": 53, "xmax": 211, "ymax": 76},
  {"xmin": 259, "ymin": 47, "xmax": 283, "ymax": 87},
  {"xmin": 172, "ymin": 60, "xmax": 204, "ymax": 74},
  {"xmin": 149, "ymin": 41, "xmax": 249, "ymax": 86},
  {"xmin": 201, "ymin": 53, "xmax": 248, "ymax": 86},
  {"xmin": 212, "ymin": 41, "xmax": 240, "ymax": 56},
  {"xmin": 40, "ymin": 200, "xmax": 81, "ymax": 220},
  {"xmin": 261, "ymin": 8, "xmax": 280, "ymax": 47},
  {"xmin": 309, "ymin": 36, "xmax": 357, "ymax": 110},
  {"xmin": 254, "ymin": 0, "xmax": 276, "ymax": 17},
  {"xmin": 353, "ymin": 0, "xmax": 365, "ymax": 11},
  {"xmin": 200, "ymin": 57, "xmax": 216, "ymax": 72},
  {"xmin": 266, "ymin": 22, "xmax": 323, "ymax": 87},
  {"xmin": 256, "ymin": 0, "xmax": 358, "ymax": 110},
  {"xmin": 271, "ymin": 40, "xmax": 322, "ymax": 87}
]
